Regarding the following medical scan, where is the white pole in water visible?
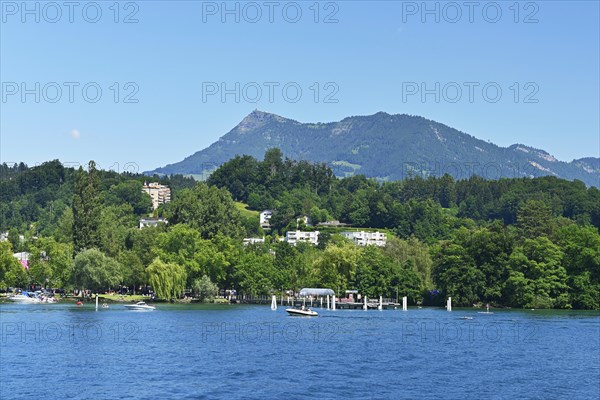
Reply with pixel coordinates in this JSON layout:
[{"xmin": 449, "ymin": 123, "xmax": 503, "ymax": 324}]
[
  {"xmin": 271, "ymin": 295, "xmax": 277, "ymax": 310},
  {"xmin": 326, "ymin": 295, "xmax": 330, "ymax": 309},
  {"xmin": 403, "ymin": 296, "xmax": 407, "ymax": 311},
  {"xmin": 332, "ymin": 295, "xmax": 336, "ymax": 310},
  {"xmin": 320, "ymin": 297, "xmax": 323, "ymax": 308},
  {"xmin": 310, "ymin": 297, "xmax": 313, "ymax": 307},
  {"xmin": 364, "ymin": 297, "xmax": 368, "ymax": 310},
  {"xmin": 95, "ymin": 294, "xmax": 98, "ymax": 310},
  {"xmin": 378, "ymin": 296, "xmax": 383, "ymax": 310},
  {"xmin": 447, "ymin": 297, "xmax": 452, "ymax": 311}
]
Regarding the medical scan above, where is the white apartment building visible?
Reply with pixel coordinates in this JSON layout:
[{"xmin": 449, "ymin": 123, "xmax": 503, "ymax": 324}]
[
  {"xmin": 341, "ymin": 231, "xmax": 387, "ymax": 247},
  {"xmin": 142, "ymin": 182, "xmax": 171, "ymax": 210},
  {"xmin": 243, "ymin": 237, "xmax": 265, "ymax": 245},
  {"xmin": 285, "ymin": 230, "xmax": 319, "ymax": 246},
  {"xmin": 260, "ymin": 210, "xmax": 273, "ymax": 229}
]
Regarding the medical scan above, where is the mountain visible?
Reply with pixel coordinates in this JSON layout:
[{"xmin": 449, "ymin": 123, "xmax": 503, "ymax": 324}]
[{"xmin": 148, "ymin": 111, "xmax": 600, "ymax": 187}]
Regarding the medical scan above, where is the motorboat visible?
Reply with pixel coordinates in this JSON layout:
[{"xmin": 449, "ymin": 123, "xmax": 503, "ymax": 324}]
[
  {"xmin": 124, "ymin": 301, "xmax": 156, "ymax": 311},
  {"xmin": 459, "ymin": 316, "xmax": 474, "ymax": 320},
  {"xmin": 285, "ymin": 306, "xmax": 318, "ymax": 317},
  {"xmin": 8, "ymin": 291, "xmax": 41, "ymax": 303}
]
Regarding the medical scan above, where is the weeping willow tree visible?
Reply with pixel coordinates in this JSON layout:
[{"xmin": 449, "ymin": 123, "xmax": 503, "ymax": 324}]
[{"xmin": 146, "ymin": 258, "xmax": 186, "ymax": 300}]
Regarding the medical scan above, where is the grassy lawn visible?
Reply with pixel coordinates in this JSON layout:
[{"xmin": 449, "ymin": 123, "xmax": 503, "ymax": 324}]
[
  {"xmin": 99, "ymin": 294, "xmax": 147, "ymax": 302},
  {"xmin": 235, "ymin": 202, "xmax": 260, "ymax": 218}
]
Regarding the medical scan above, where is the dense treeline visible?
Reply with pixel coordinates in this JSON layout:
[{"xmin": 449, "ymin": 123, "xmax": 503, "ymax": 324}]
[{"xmin": 0, "ymin": 154, "xmax": 599, "ymax": 309}]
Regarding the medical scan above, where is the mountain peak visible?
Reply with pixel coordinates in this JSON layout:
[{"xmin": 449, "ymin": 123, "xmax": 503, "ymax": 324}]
[{"xmin": 147, "ymin": 111, "xmax": 599, "ymax": 187}]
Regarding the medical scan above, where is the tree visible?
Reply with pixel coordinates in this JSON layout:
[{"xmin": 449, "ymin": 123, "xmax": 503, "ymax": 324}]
[
  {"xmin": 27, "ymin": 237, "xmax": 74, "ymax": 289},
  {"xmin": 72, "ymin": 248, "xmax": 122, "ymax": 292},
  {"xmin": 313, "ymin": 241, "xmax": 361, "ymax": 293},
  {"xmin": 72, "ymin": 161, "xmax": 102, "ymax": 253},
  {"xmin": 168, "ymin": 183, "xmax": 244, "ymax": 239},
  {"xmin": 0, "ymin": 241, "xmax": 28, "ymax": 289},
  {"xmin": 506, "ymin": 237, "xmax": 569, "ymax": 308},
  {"xmin": 106, "ymin": 181, "xmax": 152, "ymax": 215},
  {"xmin": 146, "ymin": 257, "xmax": 186, "ymax": 300},
  {"xmin": 433, "ymin": 242, "xmax": 486, "ymax": 306},
  {"xmin": 192, "ymin": 275, "xmax": 219, "ymax": 301},
  {"xmin": 517, "ymin": 199, "xmax": 554, "ymax": 239},
  {"xmin": 233, "ymin": 251, "xmax": 278, "ymax": 296},
  {"xmin": 155, "ymin": 224, "xmax": 229, "ymax": 286}
]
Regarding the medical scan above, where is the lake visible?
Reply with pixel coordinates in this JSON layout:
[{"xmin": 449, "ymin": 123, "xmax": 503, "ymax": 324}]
[{"xmin": 1, "ymin": 303, "xmax": 598, "ymax": 399}]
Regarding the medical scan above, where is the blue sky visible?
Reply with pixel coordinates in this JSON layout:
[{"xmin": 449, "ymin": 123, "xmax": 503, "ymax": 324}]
[{"xmin": 1, "ymin": 0, "xmax": 598, "ymax": 172}]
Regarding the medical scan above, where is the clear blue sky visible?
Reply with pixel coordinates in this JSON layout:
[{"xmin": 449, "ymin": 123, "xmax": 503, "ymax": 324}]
[{"xmin": 1, "ymin": 0, "xmax": 598, "ymax": 172}]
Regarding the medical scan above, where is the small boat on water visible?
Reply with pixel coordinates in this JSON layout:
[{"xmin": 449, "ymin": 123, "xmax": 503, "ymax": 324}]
[
  {"xmin": 459, "ymin": 316, "xmax": 474, "ymax": 320},
  {"xmin": 477, "ymin": 304, "xmax": 494, "ymax": 315},
  {"xmin": 285, "ymin": 306, "xmax": 318, "ymax": 317},
  {"xmin": 124, "ymin": 301, "xmax": 156, "ymax": 311},
  {"xmin": 9, "ymin": 291, "xmax": 41, "ymax": 303}
]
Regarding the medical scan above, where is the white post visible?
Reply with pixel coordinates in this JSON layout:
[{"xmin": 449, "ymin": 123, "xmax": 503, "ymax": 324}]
[
  {"xmin": 332, "ymin": 295, "xmax": 336, "ymax": 310},
  {"xmin": 447, "ymin": 297, "xmax": 452, "ymax": 311},
  {"xmin": 271, "ymin": 295, "xmax": 277, "ymax": 310},
  {"xmin": 363, "ymin": 297, "xmax": 368, "ymax": 310},
  {"xmin": 402, "ymin": 296, "xmax": 407, "ymax": 311},
  {"xmin": 287, "ymin": 296, "xmax": 290, "ymax": 305},
  {"xmin": 326, "ymin": 295, "xmax": 330, "ymax": 309},
  {"xmin": 95, "ymin": 294, "xmax": 98, "ymax": 310},
  {"xmin": 310, "ymin": 297, "xmax": 313, "ymax": 307},
  {"xmin": 378, "ymin": 296, "xmax": 383, "ymax": 310},
  {"xmin": 320, "ymin": 297, "xmax": 323, "ymax": 308}
]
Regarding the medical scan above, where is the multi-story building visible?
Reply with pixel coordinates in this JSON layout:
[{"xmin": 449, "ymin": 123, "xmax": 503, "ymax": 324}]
[
  {"xmin": 260, "ymin": 210, "xmax": 273, "ymax": 229},
  {"xmin": 142, "ymin": 182, "xmax": 171, "ymax": 210},
  {"xmin": 285, "ymin": 230, "xmax": 319, "ymax": 246},
  {"xmin": 341, "ymin": 231, "xmax": 387, "ymax": 247}
]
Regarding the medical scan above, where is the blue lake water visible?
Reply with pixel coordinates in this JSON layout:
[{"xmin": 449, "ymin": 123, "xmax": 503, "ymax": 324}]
[{"xmin": 1, "ymin": 303, "xmax": 599, "ymax": 399}]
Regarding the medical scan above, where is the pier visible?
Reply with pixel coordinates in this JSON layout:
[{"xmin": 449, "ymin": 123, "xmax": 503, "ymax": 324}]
[{"xmin": 232, "ymin": 295, "xmax": 403, "ymax": 310}]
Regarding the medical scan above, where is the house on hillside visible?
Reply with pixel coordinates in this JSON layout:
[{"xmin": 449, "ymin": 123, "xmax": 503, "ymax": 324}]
[
  {"xmin": 260, "ymin": 210, "xmax": 273, "ymax": 229},
  {"xmin": 139, "ymin": 217, "xmax": 168, "ymax": 229},
  {"xmin": 285, "ymin": 230, "xmax": 319, "ymax": 246},
  {"xmin": 341, "ymin": 231, "xmax": 386, "ymax": 247},
  {"xmin": 243, "ymin": 237, "xmax": 265, "ymax": 245}
]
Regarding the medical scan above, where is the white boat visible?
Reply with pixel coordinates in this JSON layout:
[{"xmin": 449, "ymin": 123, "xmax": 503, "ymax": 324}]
[
  {"xmin": 124, "ymin": 301, "xmax": 156, "ymax": 311},
  {"xmin": 459, "ymin": 316, "xmax": 474, "ymax": 320},
  {"xmin": 8, "ymin": 292, "xmax": 41, "ymax": 303},
  {"xmin": 285, "ymin": 306, "xmax": 318, "ymax": 317},
  {"xmin": 477, "ymin": 304, "xmax": 494, "ymax": 315}
]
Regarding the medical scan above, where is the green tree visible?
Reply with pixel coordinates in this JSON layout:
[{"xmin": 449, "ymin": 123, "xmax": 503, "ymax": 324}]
[
  {"xmin": 155, "ymin": 224, "xmax": 229, "ymax": 286},
  {"xmin": 313, "ymin": 241, "xmax": 361, "ymax": 293},
  {"xmin": 72, "ymin": 248, "xmax": 122, "ymax": 292},
  {"xmin": 517, "ymin": 199, "xmax": 554, "ymax": 239},
  {"xmin": 27, "ymin": 237, "xmax": 74, "ymax": 289},
  {"xmin": 506, "ymin": 237, "xmax": 569, "ymax": 308},
  {"xmin": 192, "ymin": 275, "xmax": 219, "ymax": 301},
  {"xmin": 106, "ymin": 180, "xmax": 152, "ymax": 215},
  {"xmin": 233, "ymin": 251, "xmax": 277, "ymax": 296},
  {"xmin": 72, "ymin": 161, "xmax": 102, "ymax": 253},
  {"xmin": 168, "ymin": 183, "xmax": 244, "ymax": 239},
  {"xmin": 0, "ymin": 242, "xmax": 28, "ymax": 289},
  {"xmin": 433, "ymin": 242, "xmax": 486, "ymax": 306},
  {"xmin": 146, "ymin": 257, "xmax": 186, "ymax": 300}
]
